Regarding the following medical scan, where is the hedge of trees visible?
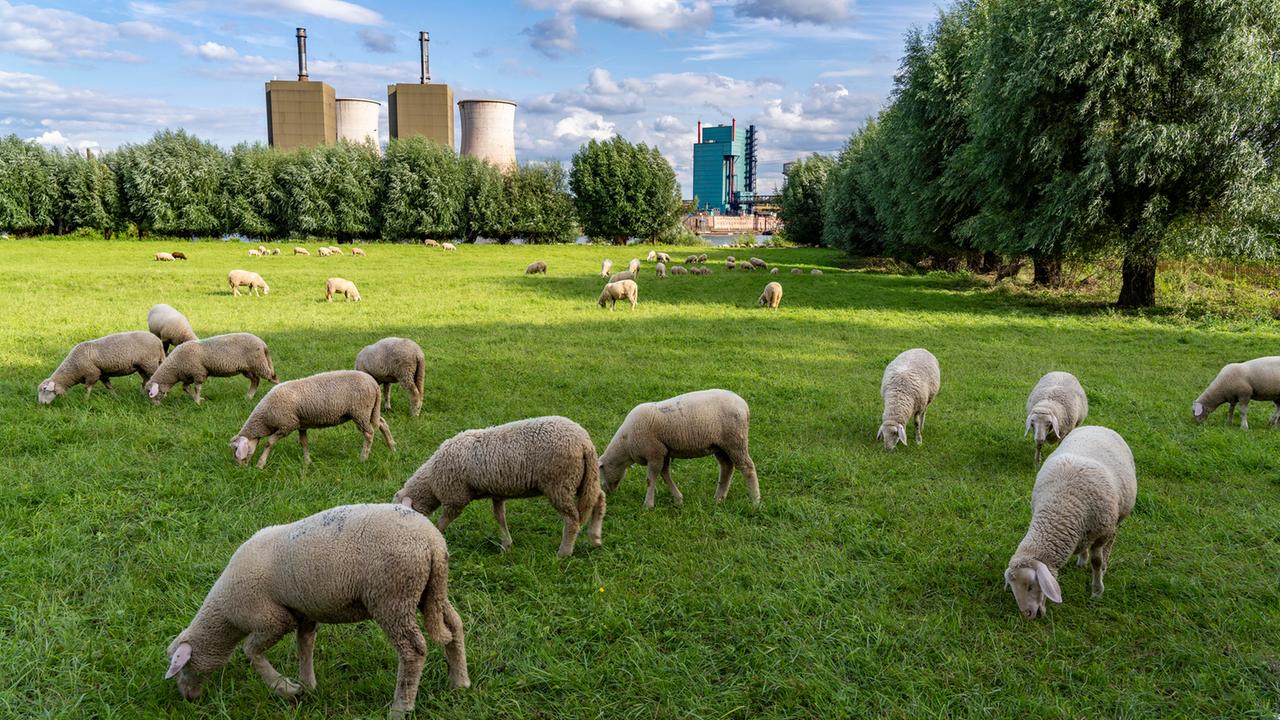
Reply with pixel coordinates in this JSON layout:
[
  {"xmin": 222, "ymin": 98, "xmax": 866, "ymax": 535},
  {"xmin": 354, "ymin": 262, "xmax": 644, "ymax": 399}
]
[
  {"xmin": 811, "ymin": 0, "xmax": 1280, "ymax": 307},
  {"xmin": 0, "ymin": 130, "xmax": 583, "ymax": 244}
]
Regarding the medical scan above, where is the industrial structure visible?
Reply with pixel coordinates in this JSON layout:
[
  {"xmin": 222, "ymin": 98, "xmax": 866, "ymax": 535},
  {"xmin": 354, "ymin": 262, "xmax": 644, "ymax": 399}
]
[
  {"xmin": 387, "ymin": 32, "xmax": 455, "ymax": 147},
  {"xmin": 458, "ymin": 99, "xmax": 517, "ymax": 171},
  {"xmin": 265, "ymin": 28, "xmax": 337, "ymax": 150},
  {"xmin": 692, "ymin": 119, "xmax": 760, "ymax": 214},
  {"xmin": 336, "ymin": 98, "xmax": 381, "ymax": 148}
]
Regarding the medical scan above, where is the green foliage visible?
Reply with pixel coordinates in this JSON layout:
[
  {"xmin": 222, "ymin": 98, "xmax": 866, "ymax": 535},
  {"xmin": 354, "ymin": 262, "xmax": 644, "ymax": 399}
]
[
  {"xmin": 460, "ymin": 157, "xmax": 508, "ymax": 241},
  {"xmin": 54, "ymin": 150, "xmax": 119, "ymax": 237},
  {"xmin": 222, "ymin": 143, "xmax": 282, "ymax": 239},
  {"xmin": 0, "ymin": 135, "xmax": 59, "ymax": 234},
  {"xmin": 507, "ymin": 162, "xmax": 578, "ymax": 244},
  {"xmin": 779, "ymin": 153, "xmax": 835, "ymax": 245},
  {"xmin": 111, "ymin": 130, "xmax": 225, "ymax": 237},
  {"xmin": 570, "ymin": 136, "xmax": 681, "ymax": 243},
  {"xmin": 822, "ymin": 120, "xmax": 889, "ymax": 255},
  {"xmin": 380, "ymin": 137, "xmax": 466, "ymax": 241}
]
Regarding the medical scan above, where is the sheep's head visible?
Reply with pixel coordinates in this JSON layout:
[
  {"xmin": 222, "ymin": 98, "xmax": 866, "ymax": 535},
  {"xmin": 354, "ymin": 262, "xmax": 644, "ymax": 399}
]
[
  {"xmin": 1024, "ymin": 412, "xmax": 1059, "ymax": 445},
  {"xmin": 875, "ymin": 422, "xmax": 907, "ymax": 451},
  {"xmin": 351, "ymin": 290, "xmax": 361, "ymax": 302},
  {"xmin": 599, "ymin": 456, "xmax": 627, "ymax": 494},
  {"xmin": 165, "ymin": 637, "xmax": 206, "ymax": 700},
  {"xmin": 261, "ymin": 284, "xmax": 270, "ymax": 295},
  {"xmin": 1192, "ymin": 401, "xmax": 1208, "ymax": 424},
  {"xmin": 229, "ymin": 435, "xmax": 258, "ymax": 465},
  {"xmin": 146, "ymin": 381, "xmax": 170, "ymax": 404},
  {"xmin": 1005, "ymin": 560, "xmax": 1062, "ymax": 620},
  {"xmin": 37, "ymin": 379, "xmax": 63, "ymax": 405}
]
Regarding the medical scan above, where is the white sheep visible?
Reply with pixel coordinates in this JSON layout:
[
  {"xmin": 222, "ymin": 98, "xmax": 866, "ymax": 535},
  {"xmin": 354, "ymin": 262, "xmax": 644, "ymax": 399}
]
[
  {"xmin": 600, "ymin": 258, "xmax": 614, "ymax": 278},
  {"xmin": 325, "ymin": 277, "xmax": 361, "ymax": 302},
  {"xmin": 1025, "ymin": 371, "xmax": 1089, "ymax": 463},
  {"xmin": 608, "ymin": 270, "xmax": 637, "ymax": 283},
  {"xmin": 757, "ymin": 281, "xmax": 782, "ymax": 309},
  {"xmin": 877, "ymin": 348, "xmax": 941, "ymax": 450},
  {"xmin": 770, "ymin": 267, "xmax": 779, "ymax": 275},
  {"xmin": 294, "ymin": 247, "xmax": 310, "ymax": 256},
  {"xmin": 147, "ymin": 303, "xmax": 199, "ymax": 354},
  {"xmin": 393, "ymin": 416, "xmax": 606, "ymax": 557},
  {"xmin": 146, "ymin": 333, "xmax": 278, "ymax": 404},
  {"xmin": 424, "ymin": 239, "xmax": 441, "ymax": 247},
  {"xmin": 1005, "ymin": 426, "xmax": 1136, "ymax": 619},
  {"xmin": 248, "ymin": 249, "xmax": 262, "ymax": 257},
  {"xmin": 318, "ymin": 247, "xmax": 333, "ymax": 257},
  {"xmin": 646, "ymin": 250, "xmax": 657, "ymax": 262},
  {"xmin": 351, "ymin": 247, "xmax": 366, "ymax": 257},
  {"xmin": 164, "ymin": 503, "xmax": 468, "ymax": 718},
  {"xmin": 38, "ymin": 331, "xmax": 165, "ymax": 405},
  {"xmin": 655, "ymin": 262, "xmax": 667, "ymax": 279},
  {"xmin": 441, "ymin": 242, "xmax": 456, "ymax": 252},
  {"xmin": 628, "ymin": 258, "xmax": 641, "ymax": 274},
  {"xmin": 670, "ymin": 265, "xmax": 688, "ymax": 276},
  {"xmin": 228, "ymin": 269, "xmax": 269, "ymax": 297},
  {"xmin": 230, "ymin": 370, "xmax": 394, "ymax": 468},
  {"xmin": 598, "ymin": 279, "xmax": 638, "ymax": 310},
  {"xmin": 810, "ymin": 269, "xmax": 823, "ymax": 275},
  {"xmin": 328, "ymin": 246, "xmax": 344, "ymax": 255},
  {"xmin": 749, "ymin": 257, "xmax": 767, "ymax": 268},
  {"xmin": 356, "ymin": 337, "xmax": 426, "ymax": 416},
  {"xmin": 790, "ymin": 268, "xmax": 803, "ymax": 274},
  {"xmin": 257, "ymin": 244, "xmax": 267, "ymax": 254},
  {"xmin": 270, "ymin": 248, "xmax": 281, "ymax": 255},
  {"xmin": 526, "ymin": 261, "xmax": 548, "ymax": 275},
  {"xmin": 657, "ymin": 252, "xmax": 672, "ymax": 264},
  {"xmin": 1193, "ymin": 356, "xmax": 1280, "ymax": 429},
  {"xmin": 155, "ymin": 252, "xmax": 175, "ymax": 262},
  {"xmin": 599, "ymin": 389, "xmax": 760, "ymax": 509}
]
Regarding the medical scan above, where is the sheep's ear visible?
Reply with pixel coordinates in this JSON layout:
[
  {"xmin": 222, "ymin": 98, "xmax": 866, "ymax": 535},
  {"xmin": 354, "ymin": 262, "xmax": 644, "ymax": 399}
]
[
  {"xmin": 1033, "ymin": 560, "xmax": 1062, "ymax": 603},
  {"xmin": 1003, "ymin": 568, "xmax": 1012, "ymax": 591},
  {"xmin": 399, "ymin": 494, "xmax": 413, "ymax": 509},
  {"xmin": 147, "ymin": 383, "xmax": 160, "ymax": 398},
  {"xmin": 875, "ymin": 425, "xmax": 884, "ymax": 440},
  {"xmin": 39, "ymin": 380, "xmax": 54, "ymax": 392},
  {"xmin": 233, "ymin": 437, "xmax": 252, "ymax": 461},
  {"xmin": 1024, "ymin": 415, "xmax": 1032, "ymax": 437},
  {"xmin": 1192, "ymin": 402, "xmax": 1203, "ymax": 418},
  {"xmin": 165, "ymin": 642, "xmax": 192, "ymax": 679},
  {"xmin": 1049, "ymin": 415, "xmax": 1061, "ymax": 439},
  {"xmin": 897, "ymin": 425, "xmax": 907, "ymax": 446}
]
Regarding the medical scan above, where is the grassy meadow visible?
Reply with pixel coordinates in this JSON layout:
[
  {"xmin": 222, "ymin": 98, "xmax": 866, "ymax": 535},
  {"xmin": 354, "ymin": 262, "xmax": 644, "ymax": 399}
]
[{"xmin": 1, "ymin": 238, "xmax": 1278, "ymax": 719}]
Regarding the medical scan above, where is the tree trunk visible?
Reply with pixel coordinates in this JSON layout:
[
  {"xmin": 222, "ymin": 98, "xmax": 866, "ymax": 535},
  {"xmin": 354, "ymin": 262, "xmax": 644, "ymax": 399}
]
[
  {"xmin": 1117, "ymin": 252, "xmax": 1158, "ymax": 308},
  {"xmin": 1032, "ymin": 256, "xmax": 1062, "ymax": 287}
]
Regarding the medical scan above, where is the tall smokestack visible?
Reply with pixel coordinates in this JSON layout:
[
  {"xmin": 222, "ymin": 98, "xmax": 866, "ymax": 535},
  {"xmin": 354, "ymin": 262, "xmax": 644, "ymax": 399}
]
[
  {"xmin": 731, "ymin": 117, "xmax": 736, "ymax": 141},
  {"xmin": 296, "ymin": 27, "xmax": 309, "ymax": 81},
  {"xmin": 419, "ymin": 31, "xmax": 430, "ymax": 83},
  {"xmin": 696, "ymin": 121, "xmax": 701, "ymax": 143}
]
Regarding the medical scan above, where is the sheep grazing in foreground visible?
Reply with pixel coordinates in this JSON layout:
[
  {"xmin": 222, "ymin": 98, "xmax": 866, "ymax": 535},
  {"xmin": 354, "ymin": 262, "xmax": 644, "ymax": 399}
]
[
  {"xmin": 600, "ymin": 389, "xmax": 760, "ymax": 509},
  {"xmin": 351, "ymin": 247, "xmax": 365, "ymax": 257},
  {"xmin": 294, "ymin": 247, "xmax": 310, "ymax": 256},
  {"xmin": 394, "ymin": 416, "xmax": 606, "ymax": 557},
  {"xmin": 147, "ymin": 303, "xmax": 199, "ymax": 354},
  {"xmin": 878, "ymin": 348, "xmax": 941, "ymax": 450},
  {"xmin": 1193, "ymin": 356, "xmax": 1280, "ymax": 429},
  {"xmin": 657, "ymin": 252, "xmax": 672, "ymax": 264},
  {"xmin": 230, "ymin": 370, "xmax": 394, "ymax": 468},
  {"xmin": 1006, "ymin": 426, "xmax": 1136, "ymax": 620},
  {"xmin": 1026, "ymin": 371, "xmax": 1089, "ymax": 464},
  {"xmin": 600, "ymin": 258, "xmax": 614, "ymax": 278},
  {"xmin": 655, "ymin": 262, "xmax": 667, "ymax": 278},
  {"xmin": 155, "ymin": 252, "xmax": 175, "ymax": 262},
  {"xmin": 670, "ymin": 265, "xmax": 689, "ymax": 275},
  {"xmin": 810, "ymin": 269, "xmax": 824, "ymax": 275},
  {"xmin": 228, "ymin": 269, "xmax": 269, "ymax": 296},
  {"xmin": 146, "ymin": 333, "xmax": 278, "ymax": 405},
  {"xmin": 526, "ymin": 261, "xmax": 548, "ymax": 275},
  {"xmin": 356, "ymin": 337, "xmax": 426, "ymax": 416},
  {"xmin": 758, "ymin": 281, "xmax": 783, "ymax": 309},
  {"xmin": 424, "ymin": 239, "xmax": 441, "ymax": 247},
  {"xmin": 790, "ymin": 268, "xmax": 803, "ymax": 274},
  {"xmin": 38, "ymin": 331, "xmax": 165, "ymax": 405},
  {"xmin": 318, "ymin": 247, "xmax": 333, "ymax": 257},
  {"xmin": 325, "ymin": 277, "xmax": 361, "ymax": 302},
  {"xmin": 608, "ymin": 270, "xmax": 636, "ymax": 283},
  {"xmin": 248, "ymin": 249, "xmax": 262, "ymax": 257},
  {"xmin": 598, "ymin": 279, "xmax": 638, "ymax": 310},
  {"xmin": 697, "ymin": 253, "xmax": 707, "ymax": 263},
  {"xmin": 165, "ymin": 503, "xmax": 469, "ymax": 718},
  {"xmin": 441, "ymin": 242, "xmax": 456, "ymax": 252},
  {"xmin": 628, "ymin": 258, "xmax": 641, "ymax": 274},
  {"xmin": 749, "ymin": 257, "xmax": 767, "ymax": 269},
  {"xmin": 171, "ymin": 251, "xmax": 188, "ymax": 260},
  {"xmin": 646, "ymin": 250, "xmax": 657, "ymax": 262}
]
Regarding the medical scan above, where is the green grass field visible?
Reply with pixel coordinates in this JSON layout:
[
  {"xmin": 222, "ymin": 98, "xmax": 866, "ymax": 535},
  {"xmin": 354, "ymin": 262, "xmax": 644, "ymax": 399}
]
[{"xmin": 2, "ymin": 239, "xmax": 1278, "ymax": 719}]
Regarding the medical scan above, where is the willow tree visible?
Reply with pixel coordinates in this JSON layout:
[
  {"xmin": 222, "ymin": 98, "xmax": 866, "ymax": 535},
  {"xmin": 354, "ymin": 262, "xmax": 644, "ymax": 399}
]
[
  {"xmin": 570, "ymin": 136, "xmax": 680, "ymax": 244},
  {"xmin": 780, "ymin": 153, "xmax": 834, "ymax": 245}
]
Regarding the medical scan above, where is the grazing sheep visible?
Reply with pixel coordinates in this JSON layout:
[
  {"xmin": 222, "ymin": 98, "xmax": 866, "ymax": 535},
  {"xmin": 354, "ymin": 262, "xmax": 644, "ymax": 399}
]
[
  {"xmin": 270, "ymin": 248, "xmax": 281, "ymax": 256},
  {"xmin": 230, "ymin": 370, "xmax": 394, "ymax": 468},
  {"xmin": 356, "ymin": 337, "xmax": 425, "ymax": 416},
  {"xmin": 790, "ymin": 268, "xmax": 803, "ymax": 274},
  {"xmin": 647, "ymin": 250, "xmax": 657, "ymax": 262},
  {"xmin": 739, "ymin": 262, "xmax": 755, "ymax": 271},
  {"xmin": 146, "ymin": 333, "xmax": 278, "ymax": 405},
  {"xmin": 670, "ymin": 265, "xmax": 689, "ymax": 276},
  {"xmin": 155, "ymin": 252, "xmax": 175, "ymax": 262},
  {"xmin": 810, "ymin": 269, "xmax": 824, "ymax": 275},
  {"xmin": 228, "ymin": 269, "xmax": 269, "ymax": 297},
  {"xmin": 171, "ymin": 251, "xmax": 188, "ymax": 260},
  {"xmin": 1192, "ymin": 356, "xmax": 1280, "ymax": 429},
  {"xmin": 1005, "ymin": 426, "xmax": 1136, "ymax": 620},
  {"xmin": 329, "ymin": 246, "xmax": 343, "ymax": 255},
  {"xmin": 1026, "ymin": 372, "xmax": 1089, "ymax": 463},
  {"xmin": 424, "ymin": 239, "xmax": 441, "ymax": 247},
  {"xmin": 600, "ymin": 258, "xmax": 614, "ymax": 278},
  {"xmin": 628, "ymin": 258, "xmax": 641, "ymax": 274},
  {"xmin": 608, "ymin": 270, "xmax": 636, "ymax": 283},
  {"xmin": 38, "ymin": 331, "xmax": 165, "ymax": 405},
  {"xmin": 657, "ymin": 252, "xmax": 672, "ymax": 264},
  {"xmin": 600, "ymin": 389, "xmax": 760, "ymax": 509},
  {"xmin": 351, "ymin": 247, "xmax": 365, "ymax": 257},
  {"xmin": 248, "ymin": 249, "xmax": 262, "ymax": 257},
  {"xmin": 685, "ymin": 255, "xmax": 698, "ymax": 265},
  {"xmin": 147, "ymin": 304, "xmax": 199, "ymax": 354},
  {"xmin": 757, "ymin": 281, "xmax": 783, "ymax": 309},
  {"xmin": 525, "ymin": 261, "xmax": 548, "ymax": 275},
  {"xmin": 655, "ymin": 262, "xmax": 667, "ymax": 279},
  {"xmin": 697, "ymin": 253, "xmax": 707, "ymax": 263},
  {"xmin": 294, "ymin": 247, "xmax": 310, "ymax": 256},
  {"xmin": 726, "ymin": 259, "xmax": 736, "ymax": 270},
  {"xmin": 325, "ymin": 277, "xmax": 361, "ymax": 302},
  {"xmin": 726, "ymin": 255, "xmax": 736, "ymax": 264},
  {"xmin": 697, "ymin": 267, "xmax": 713, "ymax": 275},
  {"xmin": 598, "ymin": 279, "xmax": 638, "ymax": 310},
  {"xmin": 393, "ymin": 416, "xmax": 606, "ymax": 557},
  {"xmin": 770, "ymin": 267, "xmax": 779, "ymax": 274},
  {"xmin": 749, "ymin": 257, "xmax": 767, "ymax": 269},
  {"xmin": 164, "ymin": 503, "xmax": 469, "ymax": 719},
  {"xmin": 318, "ymin": 247, "xmax": 333, "ymax": 257},
  {"xmin": 257, "ymin": 245, "xmax": 267, "ymax": 254},
  {"xmin": 877, "ymin": 348, "xmax": 941, "ymax": 450},
  {"xmin": 441, "ymin": 242, "xmax": 456, "ymax": 252}
]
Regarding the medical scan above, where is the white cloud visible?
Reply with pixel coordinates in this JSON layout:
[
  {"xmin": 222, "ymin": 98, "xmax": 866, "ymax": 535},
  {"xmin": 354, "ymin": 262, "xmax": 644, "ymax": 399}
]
[
  {"xmin": 735, "ymin": 0, "xmax": 852, "ymax": 25},
  {"xmin": 553, "ymin": 109, "xmax": 616, "ymax": 141},
  {"xmin": 523, "ymin": 14, "xmax": 578, "ymax": 58},
  {"xmin": 0, "ymin": 0, "xmax": 148, "ymax": 63},
  {"xmin": 29, "ymin": 129, "xmax": 100, "ymax": 151},
  {"xmin": 193, "ymin": 41, "xmax": 241, "ymax": 61},
  {"xmin": 247, "ymin": 0, "xmax": 381, "ymax": 25},
  {"xmin": 525, "ymin": 68, "xmax": 784, "ymax": 118},
  {"xmin": 527, "ymin": 0, "xmax": 712, "ymax": 32}
]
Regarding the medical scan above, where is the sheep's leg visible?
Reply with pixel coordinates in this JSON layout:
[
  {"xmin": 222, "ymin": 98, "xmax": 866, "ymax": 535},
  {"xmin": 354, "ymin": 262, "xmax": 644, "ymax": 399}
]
[
  {"xmin": 436, "ymin": 505, "xmax": 464, "ymax": 533},
  {"xmin": 1227, "ymin": 402, "xmax": 1236, "ymax": 425},
  {"xmin": 232, "ymin": 286, "xmax": 240, "ymax": 297},
  {"xmin": 397, "ymin": 376, "xmax": 417, "ymax": 415},
  {"xmin": 441, "ymin": 604, "xmax": 470, "ymax": 689},
  {"xmin": 1075, "ymin": 541, "xmax": 1090, "ymax": 568},
  {"xmin": 714, "ymin": 451, "xmax": 734, "ymax": 502},
  {"xmin": 183, "ymin": 382, "xmax": 197, "ymax": 400},
  {"xmin": 83, "ymin": 379, "xmax": 97, "ymax": 398},
  {"xmin": 373, "ymin": 612, "xmax": 427, "ymax": 720},
  {"xmin": 1090, "ymin": 534, "xmax": 1115, "ymax": 599},
  {"xmin": 100, "ymin": 377, "xmax": 115, "ymax": 392},
  {"xmin": 192, "ymin": 382, "xmax": 203, "ymax": 405},
  {"xmin": 492, "ymin": 498, "xmax": 513, "ymax": 551},
  {"xmin": 256, "ymin": 432, "xmax": 284, "ymax": 469},
  {"xmin": 660, "ymin": 456, "xmax": 683, "ymax": 507},
  {"xmin": 1238, "ymin": 398, "xmax": 1250, "ymax": 429},
  {"xmin": 355, "ymin": 418, "xmax": 375, "ymax": 461},
  {"xmin": 378, "ymin": 417, "xmax": 396, "ymax": 451},
  {"xmin": 732, "ymin": 449, "xmax": 761, "ymax": 508},
  {"xmin": 244, "ymin": 621, "xmax": 302, "ymax": 699},
  {"xmin": 915, "ymin": 407, "xmax": 927, "ymax": 445},
  {"xmin": 643, "ymin": 462, "xmax": 661, "ymax": 509},
  {"xmin": 1271, "ymin": 402, "xmax": 1280, "ymax": 427},
  {"xmin": 382, "ymin": 383, "xmax": 393, "ymax": 411},
  {"xmin": 296, "ymin": 620, "xmax": 318, "ymax": 691},
  {"xmin": 298, "ymin": 429, "xmax": 310, "ymax": 464},
  {"xmin": 246, "ymin": 374, "xmax": 260, "ymax": 399},
  {"xmin": 548, "ymin": 492, "xmax": 582, "ymax": 557}
]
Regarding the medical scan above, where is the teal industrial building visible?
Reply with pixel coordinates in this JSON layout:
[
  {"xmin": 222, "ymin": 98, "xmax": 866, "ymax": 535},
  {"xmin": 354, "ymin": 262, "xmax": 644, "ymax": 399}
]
[{"xmin": 692, "ymin": 120, "xmax": 758, "ymax": 214}]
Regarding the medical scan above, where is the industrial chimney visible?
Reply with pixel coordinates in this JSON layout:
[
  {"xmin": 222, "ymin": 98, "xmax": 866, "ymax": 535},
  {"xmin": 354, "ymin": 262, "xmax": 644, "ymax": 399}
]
[
  {"xmin": 296, "ymin": 27, "xmax": 308, "ymax": 81},
  {"xmin": 419, "ymin": 31, "xmax": 430, "ymax": 83}
]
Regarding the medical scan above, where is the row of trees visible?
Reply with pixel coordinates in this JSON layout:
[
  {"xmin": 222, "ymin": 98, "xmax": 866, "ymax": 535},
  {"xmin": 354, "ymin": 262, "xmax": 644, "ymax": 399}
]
[
  {"xmin": 1, "ymin": 130, "xmax": 685, "ymax": 244},
  {"xmin": 785, "ymin": 0, "xmax": 1280, "ymax": 307}
]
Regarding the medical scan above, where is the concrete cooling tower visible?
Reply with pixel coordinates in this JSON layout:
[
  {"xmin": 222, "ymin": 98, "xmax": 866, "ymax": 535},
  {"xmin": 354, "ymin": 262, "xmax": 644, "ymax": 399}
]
[
  {"xmin": 336, "ymin": 98, "xmax": 381, "ymax": 150},
  {"xmin": 458, "ymin": 99, "xmax": 517, "ymax": 171}
]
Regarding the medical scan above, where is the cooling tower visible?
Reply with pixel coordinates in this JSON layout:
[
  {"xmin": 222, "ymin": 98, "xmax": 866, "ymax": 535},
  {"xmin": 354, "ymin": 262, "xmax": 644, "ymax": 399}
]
[
  {"xmin": 336, "ymin": 98, "xmax": 381, "ymax": 150},
  {"xmin": 458, "ymin": 99, "xmax": 516, "ymax": 171}
]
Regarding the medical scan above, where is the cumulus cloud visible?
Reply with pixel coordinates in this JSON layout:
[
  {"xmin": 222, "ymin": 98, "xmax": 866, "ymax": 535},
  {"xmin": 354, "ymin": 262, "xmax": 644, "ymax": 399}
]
[
  {"xmin": 527, "ymin": 0, "xmax": 712, "ymax": 32},
  {"xmin": 29, "ymin": 129, "xmax": 100, "ymax": 150},
  {"xmin": 553, "ymin": 109, "xmax": 615, "ymax": 141},
  {"xmin": 248, "ymin": 0, "xmax": 381, "ymax": 25},
  {"xmin": 0, "ymin": 1, "xmax": 147, "ymax": 63},
  {"xmin": 735, "ymin": 0, "xmax": 852, "ymax": 25},
  {"xmin": 523, "ymin": 14, "xmax": 577, "ymax": 58},
  {"xmin": 525, "ymin": 68, "xmax": 783, "ymax": 118},
  {"xmin": 357, "ymin": 29, "xmax": 396, "ymax": 54}
]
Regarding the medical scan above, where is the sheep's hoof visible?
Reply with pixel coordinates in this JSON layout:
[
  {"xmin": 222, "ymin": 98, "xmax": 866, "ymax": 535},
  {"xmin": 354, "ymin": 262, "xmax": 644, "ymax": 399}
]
[
  {"xmin": 556, "ymin": 548, "xmax": 573, "ymax": 558},
  {"xmin": 271, "ymin": 677, "xmax": 303, "ymax": 698},
  {"xmin": 671, "ymin": 496, "xmax": 684, "ymax": 507},
  {"xmin": 388, "ymin": 707, "xmax": 413, "ymax": 720}
]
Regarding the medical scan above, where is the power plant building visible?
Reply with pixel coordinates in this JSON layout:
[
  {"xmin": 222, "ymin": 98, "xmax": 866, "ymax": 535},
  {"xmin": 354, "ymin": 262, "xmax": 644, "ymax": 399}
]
[
  {"xmin": 335, "ymin": 98, "xmax": 381, "ymax": 149},
  {"xmin": 693, "ymin": 120, "xmax": 757, "ymax": 213},
  {"xmin": 265, "ymin": 30, "xmax": 336, "ymax": 151},
  {"xmin": 458, "ymin": 99, "xmax": 517, "ymax": 171},
  {"xmin": 387, "ymin": 32, "xmax": 455, "ymax": 148}
]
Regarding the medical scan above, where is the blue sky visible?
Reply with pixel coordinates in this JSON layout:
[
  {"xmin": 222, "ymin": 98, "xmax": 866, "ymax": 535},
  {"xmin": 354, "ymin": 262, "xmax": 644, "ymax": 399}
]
[{"xmin": 0, "ymin": 0, "xmax": 940, "ymax": 195}]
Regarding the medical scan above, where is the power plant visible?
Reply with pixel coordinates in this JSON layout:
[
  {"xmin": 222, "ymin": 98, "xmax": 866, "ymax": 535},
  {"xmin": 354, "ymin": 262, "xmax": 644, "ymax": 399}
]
[
  {"xmin": 387, "ymin": 32, "xmax": 455, "ymax": 147},
  {"xmin": 264, "ymin": 29, "xmax": 337, "ymax": 150},
  {"xmin": 458, "ymin": 99, "xmax": 517, "ymax": 171},
  {"xmin": 335, "ymin": 98, "xmax": 380, "ymax": 147},
  {"xmin": 692, "ymin": 119, "xmax": 759, "ymax": 214}
]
